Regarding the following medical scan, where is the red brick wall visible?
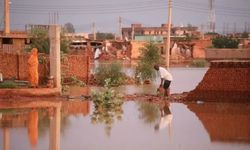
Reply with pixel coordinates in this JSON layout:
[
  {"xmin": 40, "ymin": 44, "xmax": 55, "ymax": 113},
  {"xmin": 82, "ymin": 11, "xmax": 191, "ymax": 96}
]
[
  {"xmin": 0, "ymin": 53, "xmax": 49, "ymax": 81},
  {"xmin": 0, "ymin": 53, "xmax": 18, "ymax": 79},
  {"xmin": 186, "ymin": 61, "xmax": 250, "ymax": 102},
  {"xmin": 0, "ymin": 53, "xmax": 89, "ymax": 83},
  {"xmin": 205, "ymin": 48, "xmax": 250, "ymax": 60},
  {"xmin": 192, "ymin": 39, "xmax": 212, "ymax": 59},
  {"xmin": 61, "ymin": 55, "xmax": 90, "ymax": 82}
]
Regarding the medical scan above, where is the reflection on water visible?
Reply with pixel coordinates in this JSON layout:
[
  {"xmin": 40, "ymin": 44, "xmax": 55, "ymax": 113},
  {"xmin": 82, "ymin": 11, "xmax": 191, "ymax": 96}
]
[
  {"xmin": 187, "ymin": 102, "xmax": 250, "ymax": 143},
  {"xmin": 137, "ymin": 101, "xmax": 160, "ymax": 124},
  {"xmin": 91, "ymin": 102, "xmax": 123, "ymax": 136},
  {"xmin": 28, "ymin": 110, "xmax": 38, "ymax": 147},
  {"xmin": 91, "ymin": 84, "xmax": 124, "ymax": 136},
  {"xmin": 0, "ymin": 101, "xmax": 61, "ymax": 150},
  {"xmin": 154, "ymin": 101, "xmax": 173, "ymax": 132},
  {"xmin": 1, "ymin": 101, "xmax": 250, "ymax": 150}
]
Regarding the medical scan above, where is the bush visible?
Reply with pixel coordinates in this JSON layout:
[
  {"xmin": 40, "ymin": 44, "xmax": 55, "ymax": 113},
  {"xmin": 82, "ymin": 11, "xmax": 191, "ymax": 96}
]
[
  {"xmin": 95, "ymin": 62, "xmax": 125, "ymax": 86},
  {"xmin": 91, "ymin": 78, "xmax": 123, "ymax": 136},
  {"xmin": 135, "ymin": 62, "xmax": 157, "ymax": 81},
  {"xmin": 241, "ymin": 32, "xmax": 249, "ymax": 38},
  {"xmin": 135, "ymin": 42, "xmax": 161, "ymax": 80},
  {"xmin": 212, "ymin": 36, "xmax": 239, "ymax": 48},
  {"xmin": 0, "ymin": 80, "xmax": 17, "ymax": 88},
  {"xmin": 190, "ymin": 59, "xmax": 208, "ymax": 67}
]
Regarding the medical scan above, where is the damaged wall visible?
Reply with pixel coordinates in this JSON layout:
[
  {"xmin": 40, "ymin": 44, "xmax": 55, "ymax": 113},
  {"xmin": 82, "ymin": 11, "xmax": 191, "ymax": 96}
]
[{"xmin": 0, "ymin": 53, "xmax": 90, "ymax": 83}]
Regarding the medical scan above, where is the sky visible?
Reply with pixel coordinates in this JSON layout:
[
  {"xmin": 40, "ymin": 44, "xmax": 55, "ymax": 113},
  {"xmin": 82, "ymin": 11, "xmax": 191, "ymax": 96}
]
[{"xmin": 0, "ymin": 0, "xmax": 250, "ymax": 34}]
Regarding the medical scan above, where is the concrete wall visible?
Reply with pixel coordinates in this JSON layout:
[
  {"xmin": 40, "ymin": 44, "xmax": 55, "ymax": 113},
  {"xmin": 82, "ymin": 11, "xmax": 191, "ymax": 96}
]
[
  {"xmin": 205, "ymin": 48, "xmax": 250, "ymax": 60},
  {"xmin": 0, "ymin": 53, "xmax": 89, "ymax": 83}
]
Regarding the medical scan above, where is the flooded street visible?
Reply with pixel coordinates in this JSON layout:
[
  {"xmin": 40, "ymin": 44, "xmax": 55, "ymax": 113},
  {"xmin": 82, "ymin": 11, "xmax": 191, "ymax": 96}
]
[
  {"xmin": 0, "ymin": 67, "xmax": 250, "ymax": 150},
  {"xmin": 118, "ymin": 67, "xmax": 208, "ymax": 94}
]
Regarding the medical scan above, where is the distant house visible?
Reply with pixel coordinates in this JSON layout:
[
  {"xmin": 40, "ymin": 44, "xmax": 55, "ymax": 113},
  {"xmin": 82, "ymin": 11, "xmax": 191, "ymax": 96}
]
[
  {"xmin": 64, "ymin": 32, "xmax": 89, "ymax": 40},
  {"xmin": 122, "ymin": 24, "xmax": 200, "ymax": 40},
  {"xmin": 25, "ymin": 24, "xmax": 50, "ymax": 32},
  {"xmin": 172, "ymin": 26, "xmax": 199, "ymax": 37},
  {"xmin": 0, "ymin": 31, "xmax": 29, "ymax": 54},
  {"xmin": 122, "ymin": 24, "xmax": 172, "ymax": 40}
]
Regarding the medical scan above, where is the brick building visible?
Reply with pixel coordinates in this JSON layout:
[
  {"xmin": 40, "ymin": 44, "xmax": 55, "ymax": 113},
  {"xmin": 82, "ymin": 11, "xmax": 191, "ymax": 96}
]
[
  {"xmin": 122, "ymin": 24, "xmax": 171, "ymax": 40},
  {"xmin": 122, "ymin": 24, "xmax": 200, "ymax": 40},
  {"xmin": 0, "ymin": 31, "xmax": 29, "ymax": 54}
]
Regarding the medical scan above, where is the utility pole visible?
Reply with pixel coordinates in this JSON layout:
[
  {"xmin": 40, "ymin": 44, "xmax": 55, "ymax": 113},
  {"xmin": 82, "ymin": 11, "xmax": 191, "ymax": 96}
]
[
  {"xmin": 200, "ymin": 24, "xmax": 205, "ymax": 40},
  {"xmin": 226, "ymin": 23, "xmax": 229, "ymax": 35},
  {"xmin": 166, "ymin": 0, "xmax": 172, "ymax": 69},
  {"xmin": 244, "ymin": 22, "xmax": 247, "ymax": 32},
  {"xmin": 233, "ymin": 22, "xmax": 236, "ymax": 35},
  {"xmin": 4, "ymin": 0, "xmax": 10, "ymax": 34},
  {"xmin": 223, "ymin": 22, "xmax": 226, "ymax": 35},
  {"xmin": 208, "ymin": 0, "xmax": 215, "ymax": 33},
  {"xmin": 131, "ymin": 25, "xmax": 134, "ymax": 40},
  {"xmin": 92, "ymin": 22, "xmax": 96, "ymax": 40},
  {"xmin": 119, "ymin": 16, "xmax": 122, "ymax": 40},
  {"xmin": 248, "ymin": 22, "xmax": 250, "ymax": 33}
]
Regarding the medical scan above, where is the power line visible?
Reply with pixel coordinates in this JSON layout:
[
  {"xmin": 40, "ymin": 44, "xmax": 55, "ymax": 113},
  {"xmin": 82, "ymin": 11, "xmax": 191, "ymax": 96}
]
[
  {"xmin": 5, "ymin": 0, "xmax": 250, "ymax": 33},
  {"xmin": 9, "ymin": 1, "xmax": 250, "ymax": 18}
]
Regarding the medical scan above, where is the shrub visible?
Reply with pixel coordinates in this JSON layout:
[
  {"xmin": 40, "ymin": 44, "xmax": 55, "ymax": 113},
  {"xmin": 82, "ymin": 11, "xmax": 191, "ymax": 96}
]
[
  {"xmin": 241, "ymin": 32, "xmax": 249, "ymax": 38},
  {"xmin": 95, "ymin": 62, "xmax": 125, "ymax": 86},
  {"xmin": 212, "ymin": 36, "xmax": 239, "ymax": 48},
  {"xmin": 190, "ymin": 59, "xmax": 208, "ymax": 67},
  {"xmin": 91, "ymin": 79, "xmax": 123, "ymax": 136},
  {"xmin": 0, "ymin": 80, "xmax": 17, "ymax": 88},
  {"xmin": 135, "ymin": 62, "xmax": 157, "ymax": 81}
]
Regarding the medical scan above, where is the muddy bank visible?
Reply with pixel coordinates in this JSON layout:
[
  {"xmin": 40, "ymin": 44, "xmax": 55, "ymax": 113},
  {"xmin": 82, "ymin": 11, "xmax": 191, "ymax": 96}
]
[
  {"xmin": 123, "ymin": 92, "xmax": 188, "ymax": 103},
  {"xmin": 0, "ymin": 88, "xmax": 61, "ymax": 99}
]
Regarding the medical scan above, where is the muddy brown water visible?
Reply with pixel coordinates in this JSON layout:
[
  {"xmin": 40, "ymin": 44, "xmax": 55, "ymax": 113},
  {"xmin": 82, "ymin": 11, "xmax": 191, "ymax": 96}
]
[{"xmin": 0, "ymin": 66, "xmax": 250, "ymax": 150}]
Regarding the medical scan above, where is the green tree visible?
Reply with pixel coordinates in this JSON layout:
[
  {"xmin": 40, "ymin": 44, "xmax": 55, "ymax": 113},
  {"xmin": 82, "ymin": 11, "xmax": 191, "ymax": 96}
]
[
  {"xmin": 29, "ymin": 28, "xmax": 50, "ymax": 53},
  {"xmin": 96, "ymin": 32, "xmax": 115, "ymax": 40},
  {"xmin": 242, "ymin": 32, "xmax": 249, "ymax": 38},
  {"xmin": 135, "ymin": 42, "xmax": 161, "ymax": 80},
  {"xmin": 212, "ymin": 36, "xmax": 239, "ymax": 48},
  {"xmin": 63, "ymin": 22, "xmax": 75, "ymax": 33},
  {"xmin": 28, "ymin": 28, "xmax": 70, "ymax": 54}
]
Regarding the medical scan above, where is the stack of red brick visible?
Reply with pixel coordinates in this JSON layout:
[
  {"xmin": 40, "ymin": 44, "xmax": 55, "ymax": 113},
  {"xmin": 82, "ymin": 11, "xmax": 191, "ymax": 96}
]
[{"xmin": 186, "ymin": 61, "xmax": 250, "ymax": 102}]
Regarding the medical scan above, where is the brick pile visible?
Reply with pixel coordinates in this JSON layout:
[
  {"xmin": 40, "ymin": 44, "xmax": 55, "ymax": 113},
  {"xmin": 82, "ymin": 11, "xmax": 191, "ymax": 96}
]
[{"xmin": 186, "ymin": 60, "xmax": 250, "ymax": 102}]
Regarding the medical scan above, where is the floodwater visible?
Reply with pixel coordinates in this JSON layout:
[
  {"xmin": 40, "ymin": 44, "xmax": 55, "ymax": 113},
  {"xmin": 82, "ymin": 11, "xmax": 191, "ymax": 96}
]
[{"xmin": 0, "ymin": 66, "xmax": 250, "ymax": 150}]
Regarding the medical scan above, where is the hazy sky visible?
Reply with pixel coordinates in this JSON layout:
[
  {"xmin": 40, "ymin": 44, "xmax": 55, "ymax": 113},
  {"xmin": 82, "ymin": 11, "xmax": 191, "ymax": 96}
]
[{"xmin": 0, "ymin": 0, "xmax": 250, "ymax": 33}]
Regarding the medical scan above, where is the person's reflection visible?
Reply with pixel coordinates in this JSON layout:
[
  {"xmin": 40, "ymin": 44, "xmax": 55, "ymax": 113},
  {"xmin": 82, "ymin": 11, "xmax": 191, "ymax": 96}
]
[
  {"xmin": 27, "ymin": 109, "xmax": 38, "ymax": 148},
  {"xmin": 154, "ymin": 101, "xmax": 173, "ymax": 131}
]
